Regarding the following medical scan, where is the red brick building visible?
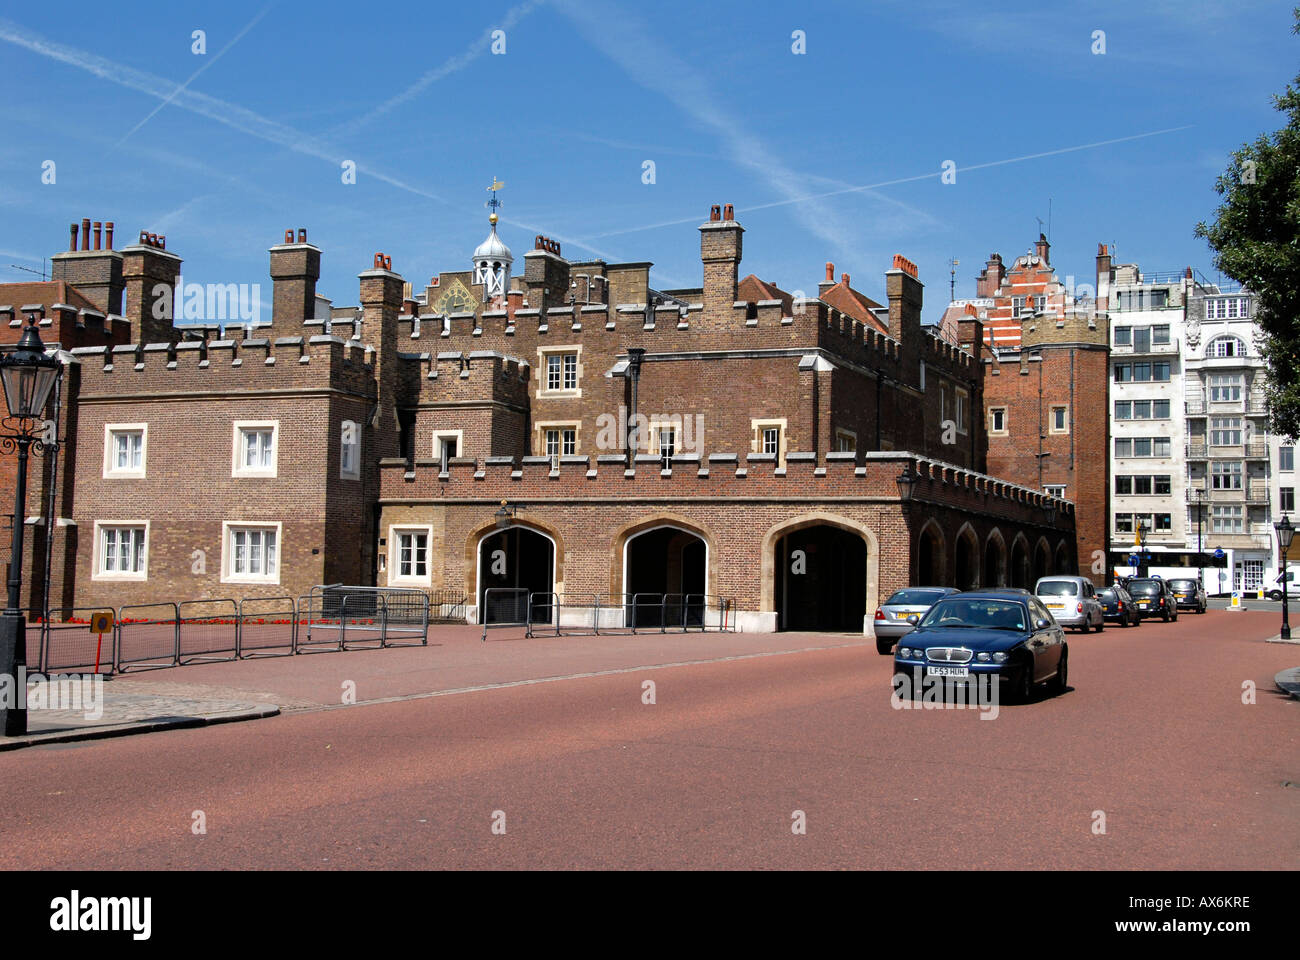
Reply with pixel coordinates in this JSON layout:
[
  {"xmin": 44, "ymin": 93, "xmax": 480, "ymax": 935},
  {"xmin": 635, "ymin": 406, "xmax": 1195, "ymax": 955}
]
[{"xmin": 1, "ymin": 206, "xmax": 1078, "ymax": 634}]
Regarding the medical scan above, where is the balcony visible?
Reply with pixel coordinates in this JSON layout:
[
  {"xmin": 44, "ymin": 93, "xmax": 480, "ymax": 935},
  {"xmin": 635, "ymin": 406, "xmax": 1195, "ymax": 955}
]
[
  {"xmin": 1111, "ymin": 340, "xmax": 1179, "ymax": 357},
  {"xmin": 1186, "ymin": 482, "xmax": 1271, "ymax": 505},
  {"xmin": 1185, "ymin": 441, "xmax": 1269, "ymax": 460},
  {"xmin": 1184, "ymin": 398, "xmax": 1268, "ymax": 417}
]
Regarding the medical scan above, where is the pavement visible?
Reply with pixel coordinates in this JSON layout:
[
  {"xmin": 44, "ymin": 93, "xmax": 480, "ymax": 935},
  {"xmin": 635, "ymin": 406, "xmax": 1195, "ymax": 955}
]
[
  {"xmin": 1, "ymin": 624, "xmax": 870, "ymax": 750},
  {"xmin": 1, "ymin": 607, "xmax": 1296, "ymax": 870}
]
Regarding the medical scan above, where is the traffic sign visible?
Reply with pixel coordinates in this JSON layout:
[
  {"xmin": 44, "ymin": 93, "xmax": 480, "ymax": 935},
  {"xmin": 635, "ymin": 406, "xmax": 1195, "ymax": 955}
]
[{"xmin": 89, "ymin": 611, "xmax": 113, "ymax": 635}]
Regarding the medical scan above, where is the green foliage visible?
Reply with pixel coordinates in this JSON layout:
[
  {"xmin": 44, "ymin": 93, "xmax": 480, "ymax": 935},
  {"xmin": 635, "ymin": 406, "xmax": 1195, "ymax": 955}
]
[{"xmin": 1195, "ymin": 9, "xmax": 1300, "ymax": 440}]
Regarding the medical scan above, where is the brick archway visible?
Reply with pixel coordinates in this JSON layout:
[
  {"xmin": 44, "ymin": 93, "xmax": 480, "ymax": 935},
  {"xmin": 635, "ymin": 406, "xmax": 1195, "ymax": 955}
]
[
  {"xmin": 985, "ymin": 528, "xmax": 1008, "ymax": 587},
  {"xmin": 760, "ymin": 513, "xmax": 880, "ymax": 633},
  {"xmin": 917, "ymin": 517, "xmax": 947, "ymax": 587},
  {"xmin": 954, "ymin": 521, "xmax": 981, "ymax": 590},
  {"xmin": 465, "ymin": 516, "xmax": 566, "ymax": 606},
  {"xmin": 609, "ymin": 513, "xmax": 718, "ymax": 599}
]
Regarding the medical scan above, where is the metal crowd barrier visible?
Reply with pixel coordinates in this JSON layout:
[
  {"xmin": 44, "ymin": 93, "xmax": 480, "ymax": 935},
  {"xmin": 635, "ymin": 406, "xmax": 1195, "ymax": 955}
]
[
  {"xmin": 481, "ymin": 587, "xmax": 530, "ymax": 641},
  {"xmin": 178, "ymin": 598, "xmax": 239, "ymax": 665},
  {"xmin": 237, "ymin": 596, "xmax": 297, "ymax": 658},
  {"xmin": 116, "ymin": 602, "xmax": 181, "ymax": 672},
  {"xmin": 428, "ymin": 590, "xmax": 468, "ymax": 624},
  {"xmin": 35, "ymin": 607, "xmax": 112, "ymax": 674}
]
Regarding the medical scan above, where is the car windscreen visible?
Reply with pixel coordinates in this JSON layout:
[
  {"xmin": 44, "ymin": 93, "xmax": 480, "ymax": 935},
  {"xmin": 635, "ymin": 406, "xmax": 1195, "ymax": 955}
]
[
  {"xmin": 919, "ymin": 598, "xmax": 1027, "ymax": 631},
  {"xmin": 1127, "ymin": 580, "xmax": 1161, "ymax": 596},
  {"xmin": 885, "ymin": 589, "xmax": 947, "ymax": 606},
  {"xmin": 1036, "ymin": 581, "xmax": 1079, "ymax": 596}
]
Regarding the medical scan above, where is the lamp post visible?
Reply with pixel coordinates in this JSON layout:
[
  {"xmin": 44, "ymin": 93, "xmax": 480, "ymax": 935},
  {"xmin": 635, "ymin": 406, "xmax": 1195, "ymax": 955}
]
[
  {"xmin": 1136, "ymin": 520, "xmax": 1150, "ymax": 578},
  {"xmin": 1275, "ymin": 514, "xmax": 1293, "ymax": 641},
  {"xmin": 624, "ymin": 347, "xmax": 645, "ymax": 465},
  {"xmin": 1193, "ymin": 487, "xmax": 1204, "ymax": 588},
  {"xmin": 0, "ymin": 317, "xmax": 62, "ymax": 736}
]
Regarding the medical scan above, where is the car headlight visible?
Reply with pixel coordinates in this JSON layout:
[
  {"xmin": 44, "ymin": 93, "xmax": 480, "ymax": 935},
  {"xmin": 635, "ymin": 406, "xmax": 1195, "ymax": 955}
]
[
  {"xmin": 992, "ymin": 652, "xmax": 1008, "ymax": 663},
  {"xmin": 897, "ymin": 647, "xmax": 909, "ymax": 658},
  {"xmin": 976, "ymin": 652, "xmax": 990, "ymax": 662}
]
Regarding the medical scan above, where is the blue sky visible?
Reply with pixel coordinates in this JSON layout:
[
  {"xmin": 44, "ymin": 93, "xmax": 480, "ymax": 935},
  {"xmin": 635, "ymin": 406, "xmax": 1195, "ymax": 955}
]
[{"xmin": 0, "ymin": 0, "xmax": 1294, "ymax": 315}]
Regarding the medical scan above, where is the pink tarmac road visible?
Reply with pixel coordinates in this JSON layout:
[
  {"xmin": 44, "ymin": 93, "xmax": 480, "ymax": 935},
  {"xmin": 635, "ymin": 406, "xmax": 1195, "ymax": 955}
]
[{"xmin": 2, "ymin": 611, "xmax": 1297, "ymax": 869}]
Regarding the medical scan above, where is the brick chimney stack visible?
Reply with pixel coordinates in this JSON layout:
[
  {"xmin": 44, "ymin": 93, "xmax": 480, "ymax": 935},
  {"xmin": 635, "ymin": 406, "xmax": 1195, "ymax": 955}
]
[
  {"xmin": 1095, "ymin": 243, "xmax": 1112, "ymax": 316},
  {"xmin": 269, "ymin": 227, "xmax": 321, "ymax": 333},
  {"xmin": 887, "ymin": 254, "xmax": 924, "ymax": 380},
  {"xmin": 975, "ymin": 253, "xmax": 1005, "ymax": 298},
  {"xmin": 50, "ymin": 216, "xmax": 125, "ymax": 315},
  {"xmin": 700, "ymin": 203, "xmax": 743, "ymax": 318},
  {"xmin": 1035, "ymin": 233, "xmax": 1050, "ymax": 264},
  {"xmin": 121, "ymin": 230, "xmax": 182, "ymax": 343}
]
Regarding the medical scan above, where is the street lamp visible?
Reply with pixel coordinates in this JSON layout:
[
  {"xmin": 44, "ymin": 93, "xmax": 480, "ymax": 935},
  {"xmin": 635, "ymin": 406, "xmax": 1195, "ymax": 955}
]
[
  {"xmin": 494, "ymin": 500, "xmax": 526, "ymax": 529},
  {"xmin": 1136, "ymin": 520, "xmax": 1150, "ymax": 578},
  {"xmin": 0, "ymin": 317, "xmax": 62, "ymax": 736},
  {"xmin": 1192, "ymin": 486, "xmax": 1204, "ymax": 588},
  {"xmin": 1275, "ymin": 514, "xmax": 1293, "ymax": 641}
]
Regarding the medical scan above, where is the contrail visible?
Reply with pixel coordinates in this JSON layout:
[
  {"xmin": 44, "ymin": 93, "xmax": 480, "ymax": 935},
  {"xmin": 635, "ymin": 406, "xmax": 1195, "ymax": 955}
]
[
  {"xmin": 114, "ymin": 2, "xmax": 278, "ymax": 149},
  {"xmin": 592, "ymin": 125, "xmax": 1195, "ymax": 239}
]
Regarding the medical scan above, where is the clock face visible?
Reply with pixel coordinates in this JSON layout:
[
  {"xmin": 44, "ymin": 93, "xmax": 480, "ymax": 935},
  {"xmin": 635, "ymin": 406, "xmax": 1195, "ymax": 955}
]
[{"xmin": 433, "ymin": 277, "xmax": 477, "ymax": 314}]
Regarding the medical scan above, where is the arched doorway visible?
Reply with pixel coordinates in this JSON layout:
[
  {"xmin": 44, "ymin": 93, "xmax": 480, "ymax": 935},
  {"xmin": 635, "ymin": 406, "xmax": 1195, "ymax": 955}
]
[
  {"xmin": 1033, "ymin": 539, "xmax": 1051, "ymax": 583},
  {"xmin": 477, "ymin": 525, "xmax": 555, "ymax": 624},
  {"xmin": 775, "ymin": 524, "xmax": 868, "ymax": 631},
  {"xmin": 1011, "ymin": 536, "xmax": 1031, "ymax": 589},
  {"xmin": 1055, "ymin": 542, "xmax": 1072, "ymax": 575},
  {"xmin": 984, "ymin": 532, "xmax": 1007, "ymax": 588},
  {"xmin": 624, "ymin": 525, "xmax": 708, "ymax": 627},
  {"xmin": 917, "ymin": 521, "xmax": 945, "ymax": 586},
  {"xmin": 955, "ymin": 525, "xmax": 979, "ymax": 590}
]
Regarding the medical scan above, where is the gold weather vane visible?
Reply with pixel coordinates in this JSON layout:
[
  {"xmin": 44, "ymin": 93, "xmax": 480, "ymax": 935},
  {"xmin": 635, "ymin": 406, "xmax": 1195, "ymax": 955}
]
[{"xmin": 486, "ymin": 178, "xmax": 505, "ymax": 224}]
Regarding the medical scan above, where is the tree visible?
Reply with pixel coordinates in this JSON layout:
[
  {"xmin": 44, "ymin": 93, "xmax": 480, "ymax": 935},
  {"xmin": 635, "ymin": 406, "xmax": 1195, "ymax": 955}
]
[{"xmin": 1196, "ymin": 8, "xmax": 1300, "ymax": 440}]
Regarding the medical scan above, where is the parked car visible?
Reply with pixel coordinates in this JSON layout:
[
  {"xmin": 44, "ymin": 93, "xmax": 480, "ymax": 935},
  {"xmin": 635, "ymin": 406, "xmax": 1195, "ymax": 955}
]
[
  {"xmin": 1122, "ymin": 577, "xmax": 1179, "ymax": 622},
  {"xmin": 893, "ymin": 590, "xmax": 1069, "ymax": 703},
  {"xmin": 1166, "ymin": 577, "xmax": 1208, "ymax": 614},
  {"xmin": 873, "ymin": 587, "xmax": 961, "ymax": 654},
  {"xmin": 1097, "ymin": 584, "xmax": 1140, "ymax": 627},
  {"xmin": 1034, "ymin": 576, "xmax": 1105, "ymax": 632}
]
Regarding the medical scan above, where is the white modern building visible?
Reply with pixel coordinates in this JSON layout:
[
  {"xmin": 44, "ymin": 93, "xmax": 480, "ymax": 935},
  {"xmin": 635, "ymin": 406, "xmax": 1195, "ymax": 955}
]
[{"xmin": 1106, "ymin": 263, "xmax": 1287, "ymax": 593}]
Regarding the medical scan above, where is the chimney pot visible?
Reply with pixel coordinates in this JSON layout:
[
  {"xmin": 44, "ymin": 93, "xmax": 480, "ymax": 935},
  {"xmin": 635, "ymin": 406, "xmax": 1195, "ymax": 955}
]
[
  {"xmin": 158, "ymin": 235, "xmax": 166, "ymax": 250},
  {"xmin": 825, "ymin": 262, "xmax": 834, "ymax": 282},
  {"xmin": 105, "ymin": 222, "xmax": 114, "ymax": 250},
  {"xmin": 841, "ymin": 272, "xmax": 850, "ymax": 285},
  {"xmin": 723, "ymin": 203, "xmax": 734, "ymax": 221},
  {"xmin": 93, "ymin": 221, "xmax": 102, "ymax": 250},
  {"xmin": 80, "ymin": 217, "xmax": 91, "ymax": 251},
  {"xmin": 297, "ymin": 228, "xmax": 307, "ymax": 243},
  {"xmin": 68, "ymin": 223, "xmax": 78, "ymax": 251},
  {"xmin": 710, "ymin": 204, "xmax": 721, "ymax": 222}
]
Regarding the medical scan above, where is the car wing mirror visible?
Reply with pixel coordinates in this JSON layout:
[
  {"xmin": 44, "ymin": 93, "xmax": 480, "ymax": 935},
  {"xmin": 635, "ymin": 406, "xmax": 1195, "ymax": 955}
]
[
  {"xmin": 1035, "ymin": 618, "xmax": 1049, "ymax": 630},
  {"xmin": 907, "ymin": 614, "xmax": 920, "ymax": 625}
]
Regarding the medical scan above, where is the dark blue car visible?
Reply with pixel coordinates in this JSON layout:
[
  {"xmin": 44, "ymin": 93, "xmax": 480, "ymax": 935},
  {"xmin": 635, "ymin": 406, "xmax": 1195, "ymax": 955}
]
[{"xmin": 892, "ymin": 590, "xmax": 1069, "ymax": 702}]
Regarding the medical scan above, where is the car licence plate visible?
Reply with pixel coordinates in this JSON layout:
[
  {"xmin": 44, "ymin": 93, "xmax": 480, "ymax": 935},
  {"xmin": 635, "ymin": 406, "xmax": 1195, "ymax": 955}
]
[
  {"xmin": 930, "ymin": 666, "xmax": 969, "ymax": 678},
  {"xmin": 1046, "ymin": 602, "xmax": 1064, "ymax": 609},
  {"xmin": 1139, "ymin": 601, "xmax": 1149, "ymax": 608},
  {"xmin": 894, "ymin": 611, "xmax": 919, "ymax": 619}
]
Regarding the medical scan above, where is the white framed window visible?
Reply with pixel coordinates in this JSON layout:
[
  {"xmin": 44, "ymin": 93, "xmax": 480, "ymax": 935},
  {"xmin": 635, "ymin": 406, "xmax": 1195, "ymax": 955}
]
[
  {"xmin": 751, "ymin": 418, "xmax": 788, "ymax": 464},
  {"xmin": 834, "ymin": 428, "xmax": 857, "ymax": 452},
  {"xmin": 955, "ymin": 387, "xmax": 969, "ymax": 435},
  {"xmin": 1209, "ymin": 336, "xmax": 1246, "ymax": 358},
  {"xmin": 103, "ymin": 423, "xmax": 147, "ymax": 479},
  {"xmin": 388, "ymin": 525, "xmax": 432, "ymax": 585},
  {"xmin": 1208, "ymin": 374, "xmax": 1242, "ymax": 402},
  {"xmin": 1211, "ymin": 505, "xmax": 1243, "ymax": 535},
  {"xmin": 1044, "ymin": 484, "xmax": 1066, "ymax": 498},
  {"xmin": 340, "ymin": 420, "xmax": 360, "ymax": 480},
  {"xmin": 1210, "ymin": 417, "xmax": 1241, "ymax": 446},
  {"xmin": 535, "ymin": 421, "xmax": 578, "ymax": 465},
  {"xmin": 657, "ymin": 427, "xmax": 676, "ymax": 469},
  {"xmin": 433, "ymin": 430, "xmax": 463, "ymax": 470},
  {"xmin": 1282, "ymin": 446, "xmax": 1295, "ymax": 472},
  {"xmin": 232, "ymin": 421, "xmax": 278, "ymax": 478},
  {"xmin": 1011, "ymin": 295, "xmax": 1026, "ymax": 318},
  {"xmin": 221, "ymin": 522, "xmax": 281, "ymax": 584},
  {"xmin": 92, "ymin": 522, "xmax": 148, "ymax": 580},
  {"xmin": 1050, "ymin": 405, "xmax": 1068, "ymax": 434},
  {"xmin": 1211, "ymin": 461, "xmax": 1243, "ymax": 490},
  {"xmin": 988, "ymin": 407, "xmax": 1007, "ymax": 434},
  {"xmin": 537, "ymin": 346, "xmax": 582, "ymax": 397}
]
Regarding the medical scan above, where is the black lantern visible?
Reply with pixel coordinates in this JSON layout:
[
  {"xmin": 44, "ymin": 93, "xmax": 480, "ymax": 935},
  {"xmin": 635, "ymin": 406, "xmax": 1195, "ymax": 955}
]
[
  {"xmin": 0, "ymin": 321, "xmax": 60, "ymax": 419},
  {"xmin": 1276, "ymin": 514, "xmax": 1293, "ymax": 641},
  {"xmin": 895, "ymin": 464, "xmax": 918, "ymax": 505}
]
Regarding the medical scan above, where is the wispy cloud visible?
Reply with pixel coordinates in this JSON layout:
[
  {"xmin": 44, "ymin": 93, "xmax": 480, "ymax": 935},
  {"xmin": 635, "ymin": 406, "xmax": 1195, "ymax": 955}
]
[
  {"xmin": 113, "ymin": 2, "xmax": 278, "ymax": 149},
  {"xmin": 327, "ymin": 0, "xmax": 546, "ymax": 141},
  {"xmin": 553, "ymin": 0, "xmax": 873, "ymax": 266},
  {"xmin": 593, "ymin": 125, "xmax": 1194, "ymax": 239},
  {"xmin": 0, "ymin": 16, "xmax": 448, "ymax": 205}
]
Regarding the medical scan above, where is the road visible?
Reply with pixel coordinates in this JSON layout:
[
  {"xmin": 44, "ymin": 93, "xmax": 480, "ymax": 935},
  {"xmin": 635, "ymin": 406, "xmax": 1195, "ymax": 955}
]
[{"xmin": 2, "ymin": 610, "xmax": 1297, "ymax": 870}]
